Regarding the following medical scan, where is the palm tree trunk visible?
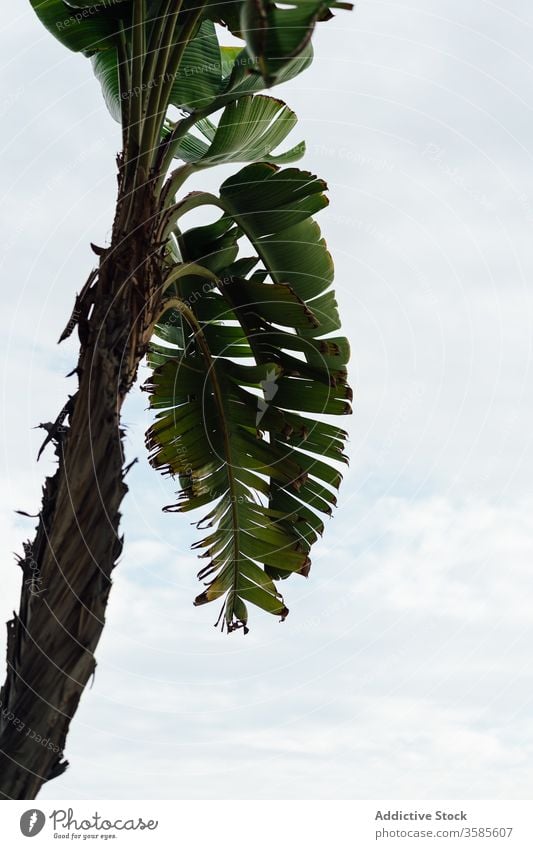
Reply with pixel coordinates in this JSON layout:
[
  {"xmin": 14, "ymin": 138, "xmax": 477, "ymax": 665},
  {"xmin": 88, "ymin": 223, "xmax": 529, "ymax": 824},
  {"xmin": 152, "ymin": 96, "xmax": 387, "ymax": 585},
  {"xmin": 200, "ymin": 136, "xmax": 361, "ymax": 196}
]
[{"xmin": 0, "ymin": 170, "xmax": 164, "ymax": 799}]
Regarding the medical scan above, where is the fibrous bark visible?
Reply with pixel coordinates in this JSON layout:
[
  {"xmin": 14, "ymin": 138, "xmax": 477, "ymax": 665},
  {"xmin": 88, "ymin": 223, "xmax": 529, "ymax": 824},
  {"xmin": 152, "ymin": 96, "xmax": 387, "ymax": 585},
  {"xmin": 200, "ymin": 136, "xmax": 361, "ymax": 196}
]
[{"xmin": 0, "ymin": 165, "xmax": 165, "ymax": 799}]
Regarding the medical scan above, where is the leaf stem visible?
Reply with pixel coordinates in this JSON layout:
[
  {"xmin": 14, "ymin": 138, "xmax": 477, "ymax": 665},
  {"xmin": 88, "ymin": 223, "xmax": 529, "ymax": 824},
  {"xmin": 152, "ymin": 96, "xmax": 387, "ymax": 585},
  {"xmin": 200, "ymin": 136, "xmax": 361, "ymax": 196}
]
[
  {"xmin": 142, "ymin": 0, "xmax": 184, "ymax": 170},
  {"xmin": 151, "ymin": 1, "xmax": 209, "ymax": 157},
  {"xmin": 160, "ymin": 262, "xmax": 218, "ymax": 296},
  {"xmin": 116, "ymin": 21, "xmax": 131, "ymax": 154},
  {"xmin": 155, "ymin": 294, "xmax": 241, "ymax": 625},
  {"xmin": 130, "ymin": 0, "xmax": 145, "ymax": 165}
]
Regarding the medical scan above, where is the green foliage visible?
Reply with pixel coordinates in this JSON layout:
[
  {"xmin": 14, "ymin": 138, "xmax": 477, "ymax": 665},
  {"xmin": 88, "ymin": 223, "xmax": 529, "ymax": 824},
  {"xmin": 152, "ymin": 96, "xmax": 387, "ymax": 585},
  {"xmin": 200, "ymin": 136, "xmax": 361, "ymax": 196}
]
[
  {"xmin": 240, "ymin": 1, "xmax": 354, "ymax": 84},
  {"xmin": 28, "ymin": 0, "xmax": 354, "ymax": 631},
  {"xmin": 30, "ymin": 1, "xmax": 352, "ymax": 110},
  {"xmin": 91, "ymin": 16, "xmax": 316, "ymax": 127},
  {"xmin": 172, "ymin": 95, "xmax": 304, "ymax": 166},
  {"xmin": 29, "ymin": 0, "xmax": 120, "ymax": 54},
  {"xmin": 144, "ymin": 165, "xmax": 351, "ymax": 631}
]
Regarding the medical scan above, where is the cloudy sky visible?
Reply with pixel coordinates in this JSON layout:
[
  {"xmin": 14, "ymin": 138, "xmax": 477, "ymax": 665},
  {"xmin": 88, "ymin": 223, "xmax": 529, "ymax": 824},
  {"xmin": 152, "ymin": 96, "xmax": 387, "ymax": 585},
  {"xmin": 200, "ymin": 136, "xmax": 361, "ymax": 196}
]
[{"xmin": 1, "ymin": 0, "xmax": 533, "ymax": 799}]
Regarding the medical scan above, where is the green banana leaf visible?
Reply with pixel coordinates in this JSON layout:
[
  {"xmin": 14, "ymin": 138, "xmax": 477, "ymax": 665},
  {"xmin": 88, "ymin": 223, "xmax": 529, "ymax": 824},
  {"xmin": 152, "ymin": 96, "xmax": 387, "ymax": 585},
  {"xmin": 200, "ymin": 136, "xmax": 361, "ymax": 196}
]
[{"xmin": 145, "ymin": 164, "xmax": 351, "ymax": 631}]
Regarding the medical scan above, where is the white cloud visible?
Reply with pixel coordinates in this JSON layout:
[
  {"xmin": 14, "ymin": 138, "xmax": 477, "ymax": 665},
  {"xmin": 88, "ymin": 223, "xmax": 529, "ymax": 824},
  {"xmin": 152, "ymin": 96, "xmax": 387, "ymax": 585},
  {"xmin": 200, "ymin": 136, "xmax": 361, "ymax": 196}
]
[
  {"xmin": 351, "ymin": 496, "xmax": 533, "ymax": 622},
  {"xmin": 30, "ymin": 494, "xmax": 533, "ymax": 799}
]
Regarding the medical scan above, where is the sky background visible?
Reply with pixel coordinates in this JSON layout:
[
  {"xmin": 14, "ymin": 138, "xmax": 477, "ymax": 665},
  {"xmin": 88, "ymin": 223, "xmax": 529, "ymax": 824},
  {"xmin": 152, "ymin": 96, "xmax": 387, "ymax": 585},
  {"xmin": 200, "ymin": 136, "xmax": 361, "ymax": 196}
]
[{"xmin": 1, "ymin": 0, "xmax": 533, "ymax": 799}]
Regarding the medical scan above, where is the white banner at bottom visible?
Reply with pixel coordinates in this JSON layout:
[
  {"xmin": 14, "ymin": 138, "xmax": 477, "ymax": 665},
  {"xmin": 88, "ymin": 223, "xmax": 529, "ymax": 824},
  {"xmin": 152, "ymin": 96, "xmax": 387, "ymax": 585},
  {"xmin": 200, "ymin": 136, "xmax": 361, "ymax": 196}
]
[{"xmin": 0, "ymin": 800, "xmax": 532, "ymax": 848}]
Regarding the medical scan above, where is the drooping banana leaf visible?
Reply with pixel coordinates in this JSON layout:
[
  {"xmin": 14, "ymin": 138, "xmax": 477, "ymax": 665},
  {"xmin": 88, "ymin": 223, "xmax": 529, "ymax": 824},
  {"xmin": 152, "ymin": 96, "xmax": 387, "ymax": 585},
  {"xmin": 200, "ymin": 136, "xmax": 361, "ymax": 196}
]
[
  {"xmin": 214, "ymin": 1, "xmax": 353, "ymax": 85},
  {"xmin": 144, "ymin": 164, "xmax": 351, "ymax": 632},
  {"xmin": 29, "ymin": 1, "xmax": 353, "ymax": 116},
  {"xmin": 30, "ymin": 0, "xmax": 124, "ymax": 54},
  {"xmin": 172, "ymin": 95, "xmax": 304, "ymax": 166},
  {"xmin": 91, "ymin": 16, "xmax": 315, "ymax": 126},
  {"xmin": 27, "ymin": 0, "xmax": 354, "ymax": 634}
]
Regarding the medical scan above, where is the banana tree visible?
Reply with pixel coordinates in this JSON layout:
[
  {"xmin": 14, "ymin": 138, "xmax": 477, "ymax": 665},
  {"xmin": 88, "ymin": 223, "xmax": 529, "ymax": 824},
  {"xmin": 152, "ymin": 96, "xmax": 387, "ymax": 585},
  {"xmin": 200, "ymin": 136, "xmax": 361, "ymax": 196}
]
[{"xmin": 0, "ymin": 0, "xmax": 353, "ymax": 799}]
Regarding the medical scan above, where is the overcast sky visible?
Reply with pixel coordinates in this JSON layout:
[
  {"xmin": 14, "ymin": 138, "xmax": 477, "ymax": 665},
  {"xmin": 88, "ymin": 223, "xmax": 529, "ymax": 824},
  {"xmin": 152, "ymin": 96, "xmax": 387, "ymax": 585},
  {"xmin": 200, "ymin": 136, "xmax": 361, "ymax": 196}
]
[{"xmin": 1, "ymin": 0, "xmax": 533, "ymax": 799}]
